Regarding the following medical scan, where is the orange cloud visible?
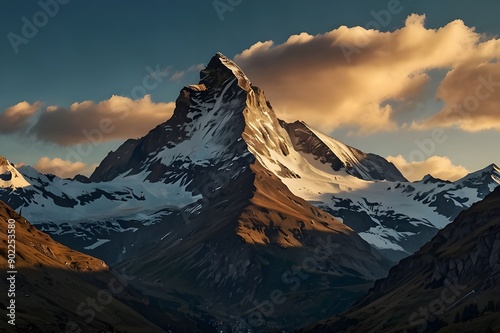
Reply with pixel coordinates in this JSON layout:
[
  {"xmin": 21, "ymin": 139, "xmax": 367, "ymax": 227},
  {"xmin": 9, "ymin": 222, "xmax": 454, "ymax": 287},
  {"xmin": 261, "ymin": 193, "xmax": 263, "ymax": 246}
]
[
  {"xmin": 29, "ymin": 95, "xmax": 174, "ymax": 145},
  {"xmin": 234, "ymin": 14, "xmax": 500, "ymax": 134},
  {"xmin": 386, "ymin": 155, "xmax": 469, "ymax": 181},
  {"xmin": 0, "ymin": 101, "xmax": 40, "ymax": 133},
  {"xmin": 34, "ymin": 157, "xmax": 98, "ymax": 178},
  {"xmin": 411, "ymin": 62, "xmax": 500, "ymax": 131}
]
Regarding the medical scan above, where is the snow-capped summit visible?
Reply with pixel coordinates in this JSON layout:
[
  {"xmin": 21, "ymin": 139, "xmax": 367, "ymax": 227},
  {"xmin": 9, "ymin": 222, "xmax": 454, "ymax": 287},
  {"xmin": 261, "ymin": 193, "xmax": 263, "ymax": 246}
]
[
  {"xmin": 457, "ymin": 163, "xmax": 500, "ymax": 185},
  {"xmin": 89, "ymin": 52, "xmax": 255, "ymax": 185},
  {"xmin": 89, "ymin": 53, "xmax": 405, "ymax": 190},
  {"xmin": 453, "ymin": 162, "xmax": 500, "ymax": 197},
  {"xmin": 203, "ymin": 52, "xmax": 252, "ymax": 91},
  {"xmin": 0, "ymin": 156, "xmax": 30, "ymax": 188},
  {"xmin": 420, "ymin": 174, "xmax": 451, "ymax": 184}
]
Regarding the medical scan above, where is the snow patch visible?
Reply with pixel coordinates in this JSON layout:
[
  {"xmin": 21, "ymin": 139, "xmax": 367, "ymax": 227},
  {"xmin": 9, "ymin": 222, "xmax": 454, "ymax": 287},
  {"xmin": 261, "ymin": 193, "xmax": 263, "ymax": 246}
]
[{"xmin": 84, "ymin": 239, "xmax": 111, "ymax": 250}]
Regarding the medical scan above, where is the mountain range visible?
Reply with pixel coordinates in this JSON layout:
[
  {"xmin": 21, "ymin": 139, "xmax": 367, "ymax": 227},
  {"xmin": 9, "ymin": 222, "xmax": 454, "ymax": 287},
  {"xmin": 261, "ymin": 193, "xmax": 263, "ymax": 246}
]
[
  {"xmin": 310, "ymin": 185, "xmax": 500, "ymax": 332},
  {"xmin": 1, "ymin": 53, "xmax": 499, "ymax": 332}
]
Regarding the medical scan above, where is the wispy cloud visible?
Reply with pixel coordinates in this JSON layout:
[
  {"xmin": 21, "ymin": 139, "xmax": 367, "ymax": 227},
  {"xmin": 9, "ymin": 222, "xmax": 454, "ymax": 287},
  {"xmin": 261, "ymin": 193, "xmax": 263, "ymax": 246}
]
[
  {"xmin": 187, "ymin": 63, "xmax": 205, "ymax": 72},
  {"xmin": 168, "ymin": 64, "xmax": 205, "ymax": 82},
  {"xmin": 170, "ymin": 71, "xmax": 185, "ymax": 81}
]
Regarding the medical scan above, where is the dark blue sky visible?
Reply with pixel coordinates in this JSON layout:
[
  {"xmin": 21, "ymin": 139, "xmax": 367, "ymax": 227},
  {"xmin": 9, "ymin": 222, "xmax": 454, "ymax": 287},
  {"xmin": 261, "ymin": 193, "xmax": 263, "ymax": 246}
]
[
  {"xmin": 2, "ymin": 0, "xmax": 498, "ymax": 107},
  {"xmin": 1, "ymin": 0, "xmax": 499, "ymax": 179}
]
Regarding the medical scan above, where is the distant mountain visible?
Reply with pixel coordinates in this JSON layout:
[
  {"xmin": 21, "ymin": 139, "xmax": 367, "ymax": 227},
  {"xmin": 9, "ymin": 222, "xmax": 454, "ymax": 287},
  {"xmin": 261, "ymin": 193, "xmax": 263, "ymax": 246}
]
[
  {"xmin": 276, "ymin": 121, "xmax": 499, "ymax": 260},
  {"xmin": 0, "ymin": 53, "xmax": 393, "ymax": 332},
  {"xmin": 312, "ymin": 163, "xmax": 500, "ymax": 261},
  {"xmin": 308, "ymin": 186, "xmax": 500, "ymax": 332},
  {"xmin": 0, "ymin": 156, "xmax": 30, "ymax": 188}
]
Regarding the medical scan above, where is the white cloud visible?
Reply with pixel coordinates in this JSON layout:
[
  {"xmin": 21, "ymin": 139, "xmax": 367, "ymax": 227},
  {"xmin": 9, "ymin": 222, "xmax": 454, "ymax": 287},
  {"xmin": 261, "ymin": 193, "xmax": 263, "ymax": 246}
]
[
  {"xmin": 170, "ymin": 71, "xmax": 185, "ymax": 81},
  {"xmin": 187, "ymin": 63, "xmax": 205, "ymax": 72}
]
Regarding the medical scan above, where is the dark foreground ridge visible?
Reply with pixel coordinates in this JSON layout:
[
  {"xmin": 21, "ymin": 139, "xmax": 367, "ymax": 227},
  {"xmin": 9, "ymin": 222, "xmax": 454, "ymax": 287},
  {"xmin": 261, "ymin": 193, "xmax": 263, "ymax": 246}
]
[{"xmin": 0, "ymin": 200, "xmax": 213, "ymax": 332}]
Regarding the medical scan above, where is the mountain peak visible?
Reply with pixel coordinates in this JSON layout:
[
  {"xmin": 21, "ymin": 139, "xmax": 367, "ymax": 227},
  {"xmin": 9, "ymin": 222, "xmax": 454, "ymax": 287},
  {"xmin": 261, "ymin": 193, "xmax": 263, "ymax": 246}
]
[
  {"xmin": 488, "ymin": 163, "xmax": 500, "ymax": 173},
  {"xmin": 455, "ymin": 163, "xmax": 500, "ymax": 195},
  {"xmin": 462, "ymin": 163, "xmax": 500, "ymax": 179},
  {"xmin": 0, "ymin": 156, "xmax": 31, "ymax": 188},
  {"xmin": 0, "ymin": 156, "xmax": 8, "ymax": 166},
  {"xmin": 200, "ymin": 52, "xmax": 252, "ymax": 91},
  {"xmin": 420, "ymin": 173, "xmax": 450, "ymax": 184},
  {"xmin": 90, "ymin": 53, "xmax": 259, "ymax": 183}
]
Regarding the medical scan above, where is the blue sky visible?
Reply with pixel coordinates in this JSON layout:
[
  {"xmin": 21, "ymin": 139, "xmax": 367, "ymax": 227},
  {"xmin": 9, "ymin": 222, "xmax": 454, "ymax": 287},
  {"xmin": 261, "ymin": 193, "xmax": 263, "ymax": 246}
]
[{"xmin": 1, "ymin": 0, "xmax": 499, "ymax": 180}]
